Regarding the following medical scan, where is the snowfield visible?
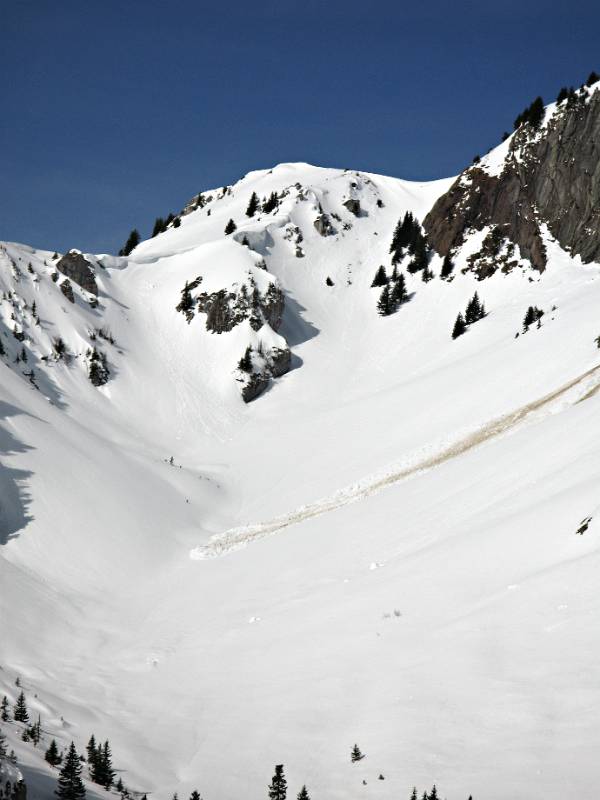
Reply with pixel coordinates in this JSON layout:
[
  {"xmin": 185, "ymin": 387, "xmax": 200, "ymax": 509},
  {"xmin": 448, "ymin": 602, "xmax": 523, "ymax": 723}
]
[{"xmin": 1, "ymin": 159, "xmax": 599, "ymax": 800}]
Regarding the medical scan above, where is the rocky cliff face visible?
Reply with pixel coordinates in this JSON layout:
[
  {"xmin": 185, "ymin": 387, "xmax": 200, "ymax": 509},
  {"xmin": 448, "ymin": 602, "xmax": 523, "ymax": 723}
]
[
  {"xmin": 56, "ymin": 250, "xmax": 98, "ymax": 295},
  {"xmin": 424, "ymin": 84, "xmax": 600, "ymax": 273}
]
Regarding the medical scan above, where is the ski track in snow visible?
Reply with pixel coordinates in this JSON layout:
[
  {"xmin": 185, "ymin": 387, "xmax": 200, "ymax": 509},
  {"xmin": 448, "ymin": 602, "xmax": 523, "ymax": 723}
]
[{"xmin": 191, "ymin": 362, "xmax": 600, "ymax": 560}]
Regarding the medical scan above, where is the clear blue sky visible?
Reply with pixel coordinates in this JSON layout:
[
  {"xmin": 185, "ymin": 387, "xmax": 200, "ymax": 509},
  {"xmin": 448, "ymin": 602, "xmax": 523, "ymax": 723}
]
[{"xmin": 2, "ymin": 0, "xmax": 599, "ymax": 254}]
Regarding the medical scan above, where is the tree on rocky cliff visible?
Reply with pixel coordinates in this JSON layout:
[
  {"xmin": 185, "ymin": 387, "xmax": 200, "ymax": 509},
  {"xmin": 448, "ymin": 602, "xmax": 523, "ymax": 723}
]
[{"xmin": 440, "ymin": 253, "xmax": 454, "ymax": 279}]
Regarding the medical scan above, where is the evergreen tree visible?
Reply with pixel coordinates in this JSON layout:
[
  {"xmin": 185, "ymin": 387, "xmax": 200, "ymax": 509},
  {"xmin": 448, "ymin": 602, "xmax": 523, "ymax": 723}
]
[
  {"xmin": 262, "ymin": 192, "xmax": 279, "ymax": 213},
  {"xmin": 99, "ymin": 741, "xmax": 115, "ymax": 789},
  {"xmin": 465, "ymin": 293, "xmax": 480, "ymax": 324},
  {"xmin": 152, "ymin": 218, "xmax": 166, "ymax": 237},
  {"xmin": 407, "ymin": 238, "xmax": 429, "ymax": 273},
  {"xmin": 377, "ymin": 284, "xmax": 393, "ymax": 316},
  {"xmin": 351, "ymin": 744, "xmax": 364, "ymax": 762},
  {"xmin": 429, "ymin": 786, "xmax": 438, "ymax": 800},
  {"xmin": 452, "ymin": 313, "xmax": 467, "ymax": 339},
  {"xmin": 556, "ymin": 87, "xmax": 569, "ymax": 104},
  {"xmin": 176, "ymin": 282, "xmax": 194, "ymax": 316},
  {"xmin": 115, "ymin": 778, "xmax": 124, "ymax": 794},
  {"xmin": 224, "ymin": 218, "xmax": 237, "ymax": 234},
  {"xmin": 409, "ymin": 788, "xmax": 418, "ymax": 800},
  {"xmin": 45, "ymin": 739, "xmax": 62, "ymax": 767},
  {"xmin": 586, "ymin": 71, "xmax": 600, "ymax": 87},
  {"xmin": 371, "ymin": 265, "xmax": 388, "ymax": 287},
  {"xmin": 246, "ymin": 192, "xmax": 259, "ymax": 218},
  {"xmin": 173, "ymin": 217, "xmax": 181, "ymax": 228},
  {"xmin": 440, "ymin": 253, "xmax": 454, "ymax": 279},
  {"xmin": 189, "ymin": 791, "xmax": 201, "ymax": 800},
  {"xmin": 421, "ymin": 266, "xmax": 434, "ymax": 283},
  {"xmin": 1, "ymin": 696, "xmax": 9, "ymax": 722},
  {"xmin": 390, "ymin": 273, "xmax": 407, "ymax": 307},
  {"xmin": 268, "ymin": 765, "xmax": 287, "ymax": 800},
  {"xmin": 0, "ymin": 338, "xmax": 5, "ymax": 357},
  {"xmin": 296, "ymin": 786, "xmax": 310, "ymax": 800},
  {"xmin": 86, "ymin": 735, "xmax": 97, "ymax": 765},
  {"xmin": 56, "ymin": 742, "xmax": 86, "ymax": 800},
  {"xmin": 0, "ymin": 728, "xmax": 7, "ymax": 757},
  {"xmin": 118, "ymin": 229, "xmax": 140, "ymax": 257},
  {"xmin": 13, "ymin": 691, "xmax": 28, "ymax": 723},
  {"xmin": 238, "ymin": 346, "xmax": 253, "ymax": 373}
]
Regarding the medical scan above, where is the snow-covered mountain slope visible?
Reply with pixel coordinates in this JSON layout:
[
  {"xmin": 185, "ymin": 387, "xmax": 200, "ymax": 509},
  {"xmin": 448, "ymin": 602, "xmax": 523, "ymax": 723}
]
[{"xmin": 1, "ymin": 150, "xmax": 600, "ymax": 800}]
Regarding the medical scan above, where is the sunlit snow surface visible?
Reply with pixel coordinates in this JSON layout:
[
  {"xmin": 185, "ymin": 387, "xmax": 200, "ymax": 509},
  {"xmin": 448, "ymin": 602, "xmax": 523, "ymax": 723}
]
[{"xmin": 1, "ymin": 159, "xmax": 599, "ymax": 800}]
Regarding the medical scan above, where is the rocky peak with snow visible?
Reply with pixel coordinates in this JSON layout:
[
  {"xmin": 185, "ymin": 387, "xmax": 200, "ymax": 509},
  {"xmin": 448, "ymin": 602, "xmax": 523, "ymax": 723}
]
[{"xmin": 424, "ymin": 80, "xmax": 600, "ymax": 273}]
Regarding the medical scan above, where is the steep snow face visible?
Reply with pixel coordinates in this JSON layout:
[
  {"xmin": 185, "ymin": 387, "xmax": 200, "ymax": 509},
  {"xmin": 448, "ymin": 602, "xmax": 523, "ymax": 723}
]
[{"xmin": 1, "ymin": 162, "xmax": 600, "ymax": 800}]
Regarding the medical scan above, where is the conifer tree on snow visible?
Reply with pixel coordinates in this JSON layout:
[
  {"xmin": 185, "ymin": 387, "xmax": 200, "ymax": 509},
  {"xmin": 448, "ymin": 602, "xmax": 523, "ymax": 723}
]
[
  {"xmin": 86, "ymin": 735, "xmax": 97, "ymax": 767},
  {"xmin": 0, "ymin": 728, "xmax": 7, "ymax": 757},
  {"xmin": 351, "ymin": 744, "xmax": 364, "ymax": 762},
  {"xmin": 377, "ymin": 284, "xmax": 393, "ymax": 316},
  {"xmin": 152, "ymin": 218, "xmax": 167, "ymax": 237},
  {"xmin": 45, "ymin": 739, "xmax": 62, "ymax": 767},
  {"xmin": 224, "ymin": 218, "xmax": 237, "ymax": 234},
  {"xmin": 452, "ymin": 313, "xmax": 467, "ymax": 339},
  {"xmin": 371, "ymin": 265, "xmax": 388, "ymax": 287},
  {"xmin": 268, "ymin": 765, "xmax": 287, "ymax": 800},
  {"xmin": 262, "ymin": 192, "xmax": 279, "ymax": 213},
  {"xmin": 428, "ymin": 785, "xmax": 439, "ymax": 800},
  {"xmin": 465, "ymin": 292, "xmax": 483, "ymax": 324},
  {"xmin": 440, "ymin": 253, "xmax": 454, "ymax": 279},
  {"xmin": 407, "ymin": 238, "xmax": 429, "ymax": 273},
  {"xmin": 118, "ymin": 229, "xmax": 140, "ymax": 257},
  {"xmin": 238, "ymin": 346, "xmax": 253, "ymax": 373},
  {"xmin": 390, "ymin": 273, "xmax": 407, "ymax": 307},
  {"xmin": 13, "ymin": 691, "xmax": 28, "ymax": 723},
  {"xmin": 409, "ymin": 788, "xmax": 418, "ymax": 800},
  {"xmin": 1, "ymin": 696, "xmax": 9, "ymax": 721},
  {"xmin": 296, "ymin": 786, "xmax": 310, "ymax": 800},
  {"xmin": 246, "ymin": 192, "xmax": 259, "ymax": 218},
  {"xmin": 56, "ymin": 742, "xmax": 86, "ymax": 800},
  {"xmin": 189, "ymin": 791, "xmax": 202, "ymax": 800}
]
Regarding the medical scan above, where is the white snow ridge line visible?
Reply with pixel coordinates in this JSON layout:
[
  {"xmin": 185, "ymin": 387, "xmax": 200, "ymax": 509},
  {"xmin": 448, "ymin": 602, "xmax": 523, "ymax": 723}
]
[{"xmin": 190, "ymin": 362, "xmax": 600, "ymax": 560}]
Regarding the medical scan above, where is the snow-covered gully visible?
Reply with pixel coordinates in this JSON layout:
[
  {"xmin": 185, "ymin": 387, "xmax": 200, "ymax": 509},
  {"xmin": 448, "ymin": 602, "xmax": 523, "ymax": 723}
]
[{"xmin": 192, "ymin": 361, "xmax": 600, "ymax": 559}]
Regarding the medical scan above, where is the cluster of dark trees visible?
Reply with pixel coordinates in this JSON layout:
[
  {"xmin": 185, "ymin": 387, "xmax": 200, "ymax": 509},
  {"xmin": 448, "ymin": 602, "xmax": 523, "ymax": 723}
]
[
  {"xmin": 389, "ymin": 212, "xmax": 429, "ymax": 269},
  {"xmin": 118, "ymin": 230, "xmax": 141, "ymax": 257},
  {"xmin": 152, "ymin": 214, "xmax": 179, "ymax": 237},
  {"xmin": 372, "ymin": 266, "xmax": 408, "ymax": 316},
  {"xmin": 238, "ymin": 346, "xmax": 253, "ymax": 373},
  {"xmin": 452, "ymin": 293, "xmax": 486, "ymax": 339},
  {"xmin": 522, "ymin": 305, "xmax": 544, "ymax": 332},
  {"xmin": 513, "ymin": 97, "xmax": 545, "ymax": 131}
]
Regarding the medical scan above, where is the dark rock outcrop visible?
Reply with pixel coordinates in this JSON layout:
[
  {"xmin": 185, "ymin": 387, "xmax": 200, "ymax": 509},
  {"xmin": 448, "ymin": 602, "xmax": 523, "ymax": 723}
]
[
  {"xmin": 314, "ymin": 214, "xmax": 333, "ymax": 236},
  {"xmin": 241, "ymin": 372, "xmax": 269, "ymax": 403},
  {"xmin": 343, "ymin": 198, "xmax": 361, "ymax": 217},
  {"xmin": 424, "ymin": 88, "xmax": 600, "ymax": 271},
  {"xmin": 196, "ymin": 280, "xmax": 285, "ymax": 334},
  {"xmin": 56, "ymin": 250, "xmax": 98, "ymax": 295},
  {"xmin": 60, "ymin": 279, "xmax": 75, "ymax": 303}
]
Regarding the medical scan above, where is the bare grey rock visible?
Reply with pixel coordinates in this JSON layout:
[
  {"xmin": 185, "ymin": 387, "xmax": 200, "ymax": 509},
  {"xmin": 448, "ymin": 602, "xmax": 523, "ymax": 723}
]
[
  {"xmin": 343, "ymin": 198, "xmax": 361, "ymax": 217},
  {"xmin": 314, "ymin": 214, "xmax": 333, "ymax": 236},
  {"xmin": 56, "ymin": 250, "xmax": 98, "ymax": 295},
  {"xmin": 424, "ymin": 89, "xmax": 600, "ymax": 271}
]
